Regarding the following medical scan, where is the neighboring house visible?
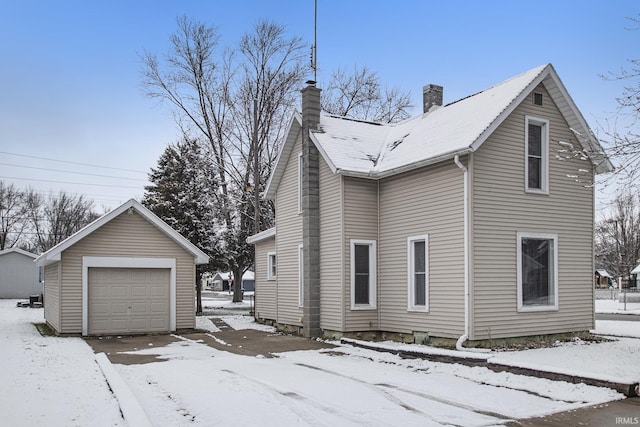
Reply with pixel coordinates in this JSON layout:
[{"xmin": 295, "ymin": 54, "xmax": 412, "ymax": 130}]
[
  {"xmin": 211, "ymin": 271, "xmax": 255, "ymax": 292},
  {"xmin": 248, "ymin": 64, "xmax": 613, "ymax": 347},
  {"xmin": 35, "ymin": 199, "xmax": 209, "ymax": 336},
  {"xmin": 0, "ymin": 248, "xmax": 42, "ymax": 299},
  {"xmin": 631, "ymin": 264, "xmax": 640, "ymax": 288},
  {"xmin": 594, "ymin": 269, "xmax": 612, "ymax": 288}
]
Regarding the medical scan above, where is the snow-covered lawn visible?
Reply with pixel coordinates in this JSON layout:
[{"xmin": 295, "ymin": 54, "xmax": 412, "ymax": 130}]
[
  {"xmin": 0, "ymin": 300, "xmax": 123, "ymax": 427},
  {"xmin": 596, "ymin": 298, "xmax": 640, "ymax": 315},
  {"xmin": 1, "ymin": 299, "xmax": 638, "ymax": 427}
]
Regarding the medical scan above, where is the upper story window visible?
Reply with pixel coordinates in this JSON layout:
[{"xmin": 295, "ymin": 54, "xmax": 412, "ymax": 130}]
[
  {"xmin": 267, "ymin": 252, "xmax": 276, "ymax": 281},
  {"xmin": 350, "ymin": 239, "xmax": 377, "ymax": 310},
  {"xmin": 517, "ymin": 232, "xmax": 558, "ymax": 312},
  {"xmin": 525, "ymin": 116, "xmax": 549, "ymax": 194},
  {"xmin": 533, "ymin": 92, "xmax": 543, "ymax": 106},
  {"xmin": 407, "ymin": 235, "xmax": 429, "ymax": 311}
]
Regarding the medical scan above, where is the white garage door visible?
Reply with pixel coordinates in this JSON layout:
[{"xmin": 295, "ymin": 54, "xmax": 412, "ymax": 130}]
[{"xmin": 88, "ymin": 267, "xmax": 170, "ymax": 335}]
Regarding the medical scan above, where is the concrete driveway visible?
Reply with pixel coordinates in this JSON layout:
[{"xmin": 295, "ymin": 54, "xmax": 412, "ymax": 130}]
[{"xmin": 85, "ymin": 317, "xmax": 334, "ymax": 365}]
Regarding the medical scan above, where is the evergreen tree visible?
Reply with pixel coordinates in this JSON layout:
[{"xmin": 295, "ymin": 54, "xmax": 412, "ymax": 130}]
[{"xmin": 143, "ymin": 137, "xmax": 223, "ymax": 313}]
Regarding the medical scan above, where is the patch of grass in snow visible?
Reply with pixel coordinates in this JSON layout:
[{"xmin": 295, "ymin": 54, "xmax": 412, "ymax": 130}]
[{"xmin": 33, "ymin": 322, "xmax": 55, "ymax": 337}]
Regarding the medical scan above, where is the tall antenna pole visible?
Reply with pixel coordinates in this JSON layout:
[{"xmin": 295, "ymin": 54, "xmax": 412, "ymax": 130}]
[{"xmin": 312, "ymin": 0, "xmax": 317, "ymax": 82}]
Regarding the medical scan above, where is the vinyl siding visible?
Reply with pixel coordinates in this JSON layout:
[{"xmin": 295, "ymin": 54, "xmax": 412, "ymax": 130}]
[
  {"xmin": 343, "ymin": 177, "xmax": 378, "ymax": 330},
  {"xmin": 471, "ymin": 82, "xmax": 595, "ymax": 340},
  {"xmin": 254, "ymin": 237, "xmax": 277, "ymax": 321},
  {"xmin": 58, "ymin": 210, "xmax": 196, "ymax": 333},
  {"xmin": 44, "ymin": 263, "xmax": 61, "ymax": 332},
  {"xmin": 379, "ymin": 163, "xmax": 465, "ymax": 338},
  {"xmin": 319, "ymin": 156, "xmax": 343, "ymax": 331},
  {"xmin": 274, "ymin": 133, "xmax": 303, "ymax": 326}
]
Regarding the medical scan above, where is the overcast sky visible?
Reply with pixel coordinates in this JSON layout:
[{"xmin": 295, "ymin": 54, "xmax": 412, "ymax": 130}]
[{"xmin": 1, "ymin": 0, "xmax": 637, "ymax": 211}]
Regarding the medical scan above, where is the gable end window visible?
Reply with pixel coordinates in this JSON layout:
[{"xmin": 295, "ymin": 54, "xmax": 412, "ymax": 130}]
[
  {"xmin": 525, "ymin": 116, "xmax": 549, "ymax": 194},
  {"xmin": 267, "ymin": 252, "xmax": 276, "ymax": 281},
  {"xmin": 407, "ymin": 235, "xmax": 429, "ymax": 311},
  {"xmin": 533, "ymin": 92, "xmax": 543, "ymax": 106},
  {"xmin": 517, "ymin": 232, "xmax": 558, "ymax": 312},
  {"xmin": 350, "ymin": 239, "xmax": 377, "ymax": 310}
]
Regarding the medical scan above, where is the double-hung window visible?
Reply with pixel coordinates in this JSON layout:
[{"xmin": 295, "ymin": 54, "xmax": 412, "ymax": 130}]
[
  {"xmin": 525, "ymin": 116, "xmax": 549, "ymax": 194},
  {"xmin": 517, "ymin": 232, "xmax": 558, "ymax": 311},
  {"xmin": 350, "ymin": 240, "xmax": 376, "ymax": 309},
  {"xmin": 267, "ymin": 252, "xmax": 276, "ymax": 281},
  {"xmin": 408, "ymin": 235, "xmax": 429, "ymax": 311}
]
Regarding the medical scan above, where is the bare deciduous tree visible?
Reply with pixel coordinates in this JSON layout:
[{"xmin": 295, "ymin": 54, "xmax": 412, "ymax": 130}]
[
  {"xmin": 141, "ymin": 16, "xmax": 306, "ymax": 302},
  {"xmin": 595, "ymin": 192, "xmax": 640, "ymax": 281},
  {"xmin": 0, "ymin": 181, "xmax": 28, "ymax": 250},
  {"xmin": 322, "ymin": 65, "xmax": 413, "ymax": 123},
  {"xmin": 599, "ymin": 15, "xmax": 640, "ymax": 191},
  {"xmin": 28, "ymin": 192, "xmax": 99, "ymax": 253}
]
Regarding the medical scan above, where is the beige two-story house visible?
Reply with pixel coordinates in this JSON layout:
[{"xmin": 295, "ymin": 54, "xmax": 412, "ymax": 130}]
[{"xmin": 248, "ymin": 64, "xmax": 613, "ymax": 347}]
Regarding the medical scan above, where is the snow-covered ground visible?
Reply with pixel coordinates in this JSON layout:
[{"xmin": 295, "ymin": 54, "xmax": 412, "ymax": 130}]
[
  {"xmin": 595, "ymin": 299, "xmax": 640, "ymax": 315},
  {"xmin": 1, "ymin": 298, "xmax": 638, "ymax": 427}
]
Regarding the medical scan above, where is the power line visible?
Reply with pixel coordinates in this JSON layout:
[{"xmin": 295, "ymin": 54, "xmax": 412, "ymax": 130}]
[
  {"xmin": 0, "ymin": 175, "xmax": 144, "ymax": 189},
  {"xmin": 0, "ymin": 151, "xmax": 148, "ymax": 174},
  {"xmin": 0, "ymin": 162, "xmax": 149, "ymax": 182}
]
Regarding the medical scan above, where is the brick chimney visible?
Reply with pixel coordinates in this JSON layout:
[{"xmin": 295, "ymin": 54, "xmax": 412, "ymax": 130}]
[
  {"xmin": 301, "ymin": 80, "xmax": 321, "ymax": 338},
  {"xmin": 423, "ymin": 84, "xmax": 443, "ymax": 113}
]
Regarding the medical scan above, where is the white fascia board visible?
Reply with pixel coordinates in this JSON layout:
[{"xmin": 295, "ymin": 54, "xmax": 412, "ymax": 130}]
[
  {"xmin": 246, "ymin": 227, "xmax": 276, "ymax": 244},
  {"xmin": 265, "ymin": 113, "xmax": 302, "ymax": 200}
]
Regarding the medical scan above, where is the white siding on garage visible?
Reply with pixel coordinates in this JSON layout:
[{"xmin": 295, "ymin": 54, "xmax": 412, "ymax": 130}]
[
  {"xmin": 58, "ymin": 210, "xmax": 195, "ymax": 334},
  {"xmin": 471, "ymin": 82, "xmax": 596, "ymax": 340},
  {"xmin": 44, "ymin": 263, "xmax": 61, "ymax": 332}
]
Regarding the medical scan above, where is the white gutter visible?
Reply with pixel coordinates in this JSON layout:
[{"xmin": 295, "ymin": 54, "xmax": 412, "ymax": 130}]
[{"xmin": 454, "ymin": 155, "xmax": 490, "ymax": 353}]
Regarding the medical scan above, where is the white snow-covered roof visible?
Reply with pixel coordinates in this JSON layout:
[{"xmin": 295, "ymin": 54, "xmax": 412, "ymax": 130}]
[
  {"xmin": 266, "ymin": 64, "xmax": 613, "ymax": 199},
  {"xmin": 0, "ymin": 248, "xmax": 38, "ymax": 259},
  {"xmin": 213, "ymin": 271, "xmax": 254, "ymax": 281},
  {"xmin": 596, "ymin": 269, "xmax": 611, "ymax": 277},
  {"xmin": 34, "ymin": 199, "xmax": 210, "ymax": 266},
  {"xmin": 631, "ymin": 264, "xmax": 640, "ymax": 275},
  {"xmin": 246, "ymin": 227, "xmax": 276, "ymax": 244}
]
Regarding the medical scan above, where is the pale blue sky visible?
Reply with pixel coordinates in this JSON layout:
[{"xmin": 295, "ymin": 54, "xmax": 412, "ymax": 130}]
[{"xmin": 0, "ymin": 0, "xmax": 637, "ymax": 210}]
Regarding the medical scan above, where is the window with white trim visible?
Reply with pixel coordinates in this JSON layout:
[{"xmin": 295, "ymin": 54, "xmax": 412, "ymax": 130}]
[
  {"xmin": 517, "ymin": 232, "xmax": 558, "ymax": 311},
  {"xmin": 298, "ymin": 153, "xmax": 304, "ymax": 213},
  {"xmin": 267, "ymin": 252, "xmax": 276, "ymax": 280},
  {"xmin": 525, "ymin": 116, "xmax": 549, "ymax": 193},
  {"xmin": 408, "ymin": 235, "xmax": 429, "ymax": 311},
  {"xmin": 350, "ymin": 239, "xmax": 377, "ymax": 309},
  {"xmin": 298, "ymin": 244, "xmax": 304, "ymax": 307}
]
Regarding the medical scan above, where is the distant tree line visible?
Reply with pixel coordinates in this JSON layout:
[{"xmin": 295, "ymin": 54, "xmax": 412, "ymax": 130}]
[{"xmin": 0, "ymin": 180, "xmax": 99, "ymax": 253}]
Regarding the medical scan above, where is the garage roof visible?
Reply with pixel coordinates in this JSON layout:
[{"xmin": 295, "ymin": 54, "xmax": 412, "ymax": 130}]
[{"xmin": 35, "ymin": 199, "xmax": 210, "ymax": 266}]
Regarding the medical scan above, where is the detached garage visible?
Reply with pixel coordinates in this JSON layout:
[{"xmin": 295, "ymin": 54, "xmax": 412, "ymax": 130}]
[{"xmin": 35, "ymin": 199, "xmax": 209, "ymax": 336}]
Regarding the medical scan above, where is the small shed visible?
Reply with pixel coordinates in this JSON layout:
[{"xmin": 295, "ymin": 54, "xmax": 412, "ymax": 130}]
[
  {"xmin": 631, "ymin": 264, "xmax": 640, "ymax": 288},
  {"xmin": 211, "ymin": 271, "xmax": 255, "ymax": 292},
  {"xmin": 594, "ymin": 269, "xmax": 612, "ymax": 288},
  {"xmin": 0, "ymin": 248, "xmax": 42, "ymax": 298},
  {"xmin": 35, "ymin": 199, "xmax": 209, "ymax": 336}
]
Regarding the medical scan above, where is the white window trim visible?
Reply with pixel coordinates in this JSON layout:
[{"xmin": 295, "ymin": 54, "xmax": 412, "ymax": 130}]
[
  {"xmin": 516, "ymin": 232, "xmax": 559, "ymax": 312},
  {"xmin": 298, "ymin": 152, "xmax": 304, "ymax": 214},
  {"xmin": 267, "ymin": 251, "xmax": 276, "ymax": 281},
  {"xmin": 407, "ymin": 234, "xmax": 429, "ymax": 312},
  {"xmin": 524, "ymin": 115, "xmax": 549, "ymax": 194},
  {"xmin": 298, "ymin": 244, "xmax": 304, "ymax": 307},
  {"xmin": 81, "ymin": 256, "xmax": 177, "ymax": 336},
  {"xmin": 350, "ymin": 239, "xmax": 377, "ymax": 310}
]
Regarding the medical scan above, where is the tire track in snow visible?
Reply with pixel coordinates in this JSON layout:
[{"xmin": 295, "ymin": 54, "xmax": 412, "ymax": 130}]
[{"xmin": 294, "ymin": 362, "xmax": 511, "ymax": 425}]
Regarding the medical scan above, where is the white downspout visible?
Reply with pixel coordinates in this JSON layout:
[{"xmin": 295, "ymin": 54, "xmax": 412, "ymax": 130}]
[
  {"xmin": 454, "ymin": 155, "xmax": 490, "ymax": 353},
  {"xmin": 453, "ymin": 155, "xmax": 470, "ymax": 351}
]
